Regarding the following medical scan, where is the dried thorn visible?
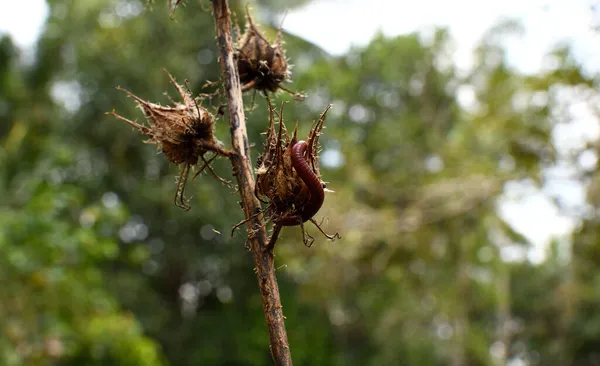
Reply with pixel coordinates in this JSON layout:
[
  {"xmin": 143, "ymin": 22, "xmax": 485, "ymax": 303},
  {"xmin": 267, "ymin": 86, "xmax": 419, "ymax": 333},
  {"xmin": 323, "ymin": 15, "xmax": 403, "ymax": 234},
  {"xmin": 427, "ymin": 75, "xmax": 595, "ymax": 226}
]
[
  {"xmin": 241, "ymin": 79, "xmax": 257, "ymax": 93},
  {"xmin": 199, "ymin": 141, "xmax": 236, "ymax": 158},
  {"xmin": 231, "ymin": 219, "xmax": 248, "ymax": 238},
  {"xmin": 265, "ymin": 224, "xmax": 282, "ymax": 252},
  {"xmin": 200, "ymin": 153, "xmax": 234, "ymax": 188},
  {"xmin": 231, "ymin": 206, "xmax": 267, "ymax": 238},
  {"xmin": 174, "ymin": 163, "xmax": 192, "ymax": 211},
  {"xmin": 308, "ymin": 104, "xmax": 332, "ymax": 157},
  {"xmin": 162, "ymin": 89, "xmax": 178, "ymax": 105},
  {"xmin": 183, "ymin": 78, "xmax": 204, "ymax": 119},
  {"xmin": 169, "ymin": 0, "xmax": 184, "ymax": 19},
  {"xmin": 310, "ymin": 218, "xmax": 341, "ymax": 241},
  {"xmin": 162, "ymin": 68, "xmax": 195, "ymax": 107},
  {"xmin": 196, "ymin": 88, "xmax": 223, "ymax": 102},
  {"xmin": 202, "ymin": 79, "xmax": 221, "ymax": 89},
  {"xmin": 106, "ymin": 111, "xmax": 154, "ymax": 137},
  {"xmin": 246, "ymin": 222, "xmax": 262, "ymax": 242},
  {"xmin": 301, "ymin": 223, "xmax": 315, "ymax": 248},
  {"xmin": 254, "ymin": 186, "xmax": 269, "ymax": 204},
  {"xmin": 191, "ymin": 153, "xmax": 218, "ymax": 182},
  {"xmin": 279, "ymin": 85, "xmax": 306, "ymax": 101},
  {"xmin": 315, "ymin": 216, "xmax": 326, "ymax": 227},
  {"xmin": 115, "ymin": 85, "xmax": 145, "ymax": 104},
  {"xmin": 277, "ymin": 10, "xmax": 289, "ymax": 44}
]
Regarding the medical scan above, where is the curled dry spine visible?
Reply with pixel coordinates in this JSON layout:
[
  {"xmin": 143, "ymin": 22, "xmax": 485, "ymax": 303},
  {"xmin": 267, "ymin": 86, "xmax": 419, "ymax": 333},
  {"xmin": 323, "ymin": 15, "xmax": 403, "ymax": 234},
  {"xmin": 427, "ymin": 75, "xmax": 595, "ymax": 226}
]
[
  {"xmin": 107, "ymin": 69, "xmax": 234, "ymax": 211},
  {"xmin": 253, "ymin": 101, "xmax": 340, "ymax": 248},
  {"xmin": 235, "ymin": 5, "xmax": 305, "ymax": 100}
]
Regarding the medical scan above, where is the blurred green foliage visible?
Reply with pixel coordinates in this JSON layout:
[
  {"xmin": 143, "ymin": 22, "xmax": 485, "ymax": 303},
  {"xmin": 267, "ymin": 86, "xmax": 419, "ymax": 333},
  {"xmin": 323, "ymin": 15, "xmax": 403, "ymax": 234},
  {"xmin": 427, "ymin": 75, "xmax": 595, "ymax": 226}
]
[{"xmin": 1, "ymin": 0, "xmax": 599, "ymax": 365}]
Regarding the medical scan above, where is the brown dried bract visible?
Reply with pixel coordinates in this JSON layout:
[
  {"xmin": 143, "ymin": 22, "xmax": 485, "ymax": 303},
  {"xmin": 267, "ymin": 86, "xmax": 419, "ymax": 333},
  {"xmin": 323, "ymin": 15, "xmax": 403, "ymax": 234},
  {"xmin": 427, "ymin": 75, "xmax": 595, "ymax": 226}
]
[
  {"xmin": 108, "ymin": 69, "xmax": 233, "ymax": 210},
  {"xmin": 255, "ymin": 101, "xmax": 302, "ymax": 212},
  {"xmin": 236, "ymin": 6, "xmax": 303, "ymax": 99},
  {"xmin": 255, "ymin": 99, "xmax": 339, "ymax": 247}
]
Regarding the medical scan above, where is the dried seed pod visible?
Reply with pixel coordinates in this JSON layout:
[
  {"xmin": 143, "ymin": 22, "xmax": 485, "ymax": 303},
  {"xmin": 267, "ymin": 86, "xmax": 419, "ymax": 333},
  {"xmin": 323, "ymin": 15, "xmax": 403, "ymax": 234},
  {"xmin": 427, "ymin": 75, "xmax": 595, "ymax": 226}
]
[
  {"xmin": 256, "ymin": 101, "xmax": 332, "ymax": 227},
  {"xmin": 108, "ymin": 69, "xmax": 233, "ymax": 210},
  {"xmin": 236, "ymin": 6, "xmax": 302, "ymax": 98}
]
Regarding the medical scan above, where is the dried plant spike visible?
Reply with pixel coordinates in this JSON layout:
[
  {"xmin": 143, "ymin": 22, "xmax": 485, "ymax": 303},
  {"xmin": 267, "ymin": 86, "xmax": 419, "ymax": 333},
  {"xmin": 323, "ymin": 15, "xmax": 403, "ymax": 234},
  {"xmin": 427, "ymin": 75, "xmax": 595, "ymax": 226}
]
[
  {"xmin": 235, "ymin": 5, "xmax": 303, "ymax": 99},
  {"xmin": 256, "ymin": 103, "xmax": 338, "ymax": 245},
  {"xmin": 169, "ymin": 0, "xmax": 184, "ymax": 18},
  {"xmin": 164, "ymin": 69, "xmax": 196, "ymax": 107},
  {"xmin": 174, "ymin": 161, "xmax": 192, "ymax": 210},
  {"xmin": 106, "ymin": 109, "xmax": 154, "ymax": 137},
  {"xmin": 109, "ymin": 70, "xmax": 234, "ymax": 210},
  {"xmin": 310, "ymin": 218, "xmax": 341, "ymax": 241},
  {"xmin": 307, "ymin": 104, "xmax": 332, "ymax": 173}
]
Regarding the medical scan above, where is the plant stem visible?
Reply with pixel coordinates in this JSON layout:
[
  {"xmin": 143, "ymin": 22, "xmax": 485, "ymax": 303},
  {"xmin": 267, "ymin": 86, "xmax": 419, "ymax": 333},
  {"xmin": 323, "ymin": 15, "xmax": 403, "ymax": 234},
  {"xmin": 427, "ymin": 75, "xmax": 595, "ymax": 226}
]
[{"xmin": 209, "ymin": 1, "xmax": 292, "ymax": 364}]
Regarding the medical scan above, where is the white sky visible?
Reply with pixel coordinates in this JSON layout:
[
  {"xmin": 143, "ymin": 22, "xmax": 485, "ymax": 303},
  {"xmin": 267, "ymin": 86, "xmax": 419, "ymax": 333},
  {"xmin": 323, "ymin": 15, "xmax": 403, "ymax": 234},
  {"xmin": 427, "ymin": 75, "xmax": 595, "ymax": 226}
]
[
  {"xmin": 2, "ymin": 0, "xmax": 599, "ymax": 262},
  {"xmin": 0, "ymin": 0, "xmax": 48, "ymax": 48},
  {"xmin": 283, "ymin": 0, "xmax": 600, "ymax": 75}
]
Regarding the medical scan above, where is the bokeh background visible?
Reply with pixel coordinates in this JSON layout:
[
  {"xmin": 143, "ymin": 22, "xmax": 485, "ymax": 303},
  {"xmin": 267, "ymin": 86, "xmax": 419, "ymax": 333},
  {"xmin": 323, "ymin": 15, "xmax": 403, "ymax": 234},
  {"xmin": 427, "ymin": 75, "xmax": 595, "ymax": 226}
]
[{"xmin": 1, "ymin": 0, "xmax": 600, "ymax": 365}]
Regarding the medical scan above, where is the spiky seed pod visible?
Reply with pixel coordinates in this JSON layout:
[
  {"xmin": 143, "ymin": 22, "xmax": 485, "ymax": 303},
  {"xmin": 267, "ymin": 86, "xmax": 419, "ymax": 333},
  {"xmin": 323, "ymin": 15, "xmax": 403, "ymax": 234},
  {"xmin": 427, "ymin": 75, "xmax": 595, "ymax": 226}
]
[
  {"xmin": 256, "ymin": 102, "xmax": 332, "ymax": 225},
  {"xmin": 108, "ymin": 69, "xmax": 233, "ymax": 210},
  {"xmin": 235, "ymin": 6, "xmax": 291, "ymax": 94}
]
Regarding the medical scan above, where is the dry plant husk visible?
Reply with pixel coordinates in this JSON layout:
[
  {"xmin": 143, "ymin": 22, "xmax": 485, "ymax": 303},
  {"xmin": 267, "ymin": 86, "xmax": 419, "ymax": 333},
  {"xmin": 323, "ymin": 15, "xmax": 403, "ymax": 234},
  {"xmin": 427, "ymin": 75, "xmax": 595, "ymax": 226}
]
[
  {"xmin": 256, "ymin": 101, "xmax": 331, "ymax": 224},
  {"xmin": 235, "ymin": 6, "xmax": 297, "ymax": 95},
  {"xmin": 108, "ymin": 69, "xmax": 232, "ymax": 210}
]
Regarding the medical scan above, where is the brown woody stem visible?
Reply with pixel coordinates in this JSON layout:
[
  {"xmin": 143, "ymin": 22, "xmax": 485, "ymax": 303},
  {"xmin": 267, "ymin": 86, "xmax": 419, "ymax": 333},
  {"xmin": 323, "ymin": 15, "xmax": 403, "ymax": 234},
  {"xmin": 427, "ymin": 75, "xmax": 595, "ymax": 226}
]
[{"xmin": 210, "ymin": 1, "xmax": 293, "ymax": 365}]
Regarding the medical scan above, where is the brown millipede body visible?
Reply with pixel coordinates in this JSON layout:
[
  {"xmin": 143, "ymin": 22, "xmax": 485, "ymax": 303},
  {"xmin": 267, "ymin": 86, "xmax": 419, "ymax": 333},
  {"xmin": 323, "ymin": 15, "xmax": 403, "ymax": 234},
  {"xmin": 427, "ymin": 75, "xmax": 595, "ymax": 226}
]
[{"xmin": 277, "ymin": 140, "xmax": 324, "ymax": 226}]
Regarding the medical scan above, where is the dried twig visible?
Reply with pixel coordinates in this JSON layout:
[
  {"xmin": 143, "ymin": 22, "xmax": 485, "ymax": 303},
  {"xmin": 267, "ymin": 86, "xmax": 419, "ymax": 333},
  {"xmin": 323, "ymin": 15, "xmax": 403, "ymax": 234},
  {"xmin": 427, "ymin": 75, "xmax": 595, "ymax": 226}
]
[{"xmin": 210, "ymin": 1, "xmax": 292, "ymax": 364}]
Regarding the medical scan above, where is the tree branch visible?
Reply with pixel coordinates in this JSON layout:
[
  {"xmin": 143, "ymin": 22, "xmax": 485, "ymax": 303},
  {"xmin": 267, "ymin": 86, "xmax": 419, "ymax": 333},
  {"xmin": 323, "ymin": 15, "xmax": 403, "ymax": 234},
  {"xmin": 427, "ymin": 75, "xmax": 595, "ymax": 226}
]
[{"xmin": 210, "ymin": 1, "xmax": 292, "ymax": 364}]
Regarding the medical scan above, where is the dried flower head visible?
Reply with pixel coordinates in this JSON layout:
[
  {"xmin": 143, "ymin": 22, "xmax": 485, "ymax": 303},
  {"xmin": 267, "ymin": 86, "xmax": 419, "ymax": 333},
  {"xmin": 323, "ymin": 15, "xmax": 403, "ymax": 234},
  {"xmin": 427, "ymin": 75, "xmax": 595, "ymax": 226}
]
[
  {"xmin": 255, "ymin": 101, "xmax": 339, "ymax": 246},
  {"xmin": 236, "ymin": 6, "xmax": 303, "ymax": 98},
  {"xmin": 108, "ymin": 69, "xmax": 233, "ymax": 210}
]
